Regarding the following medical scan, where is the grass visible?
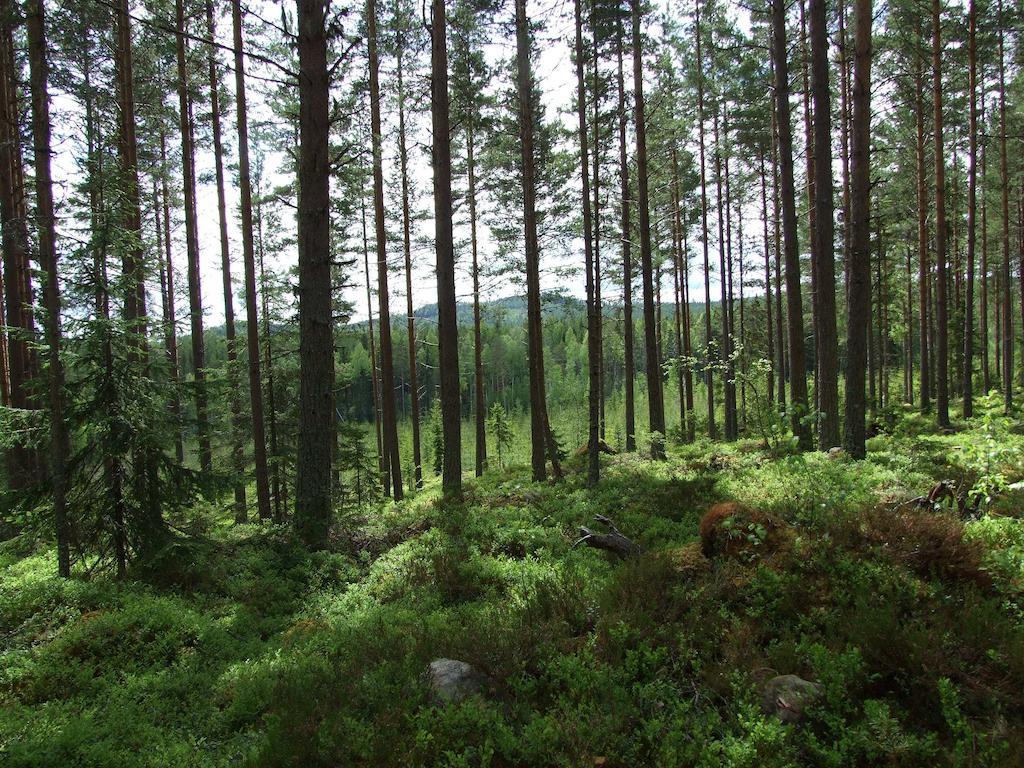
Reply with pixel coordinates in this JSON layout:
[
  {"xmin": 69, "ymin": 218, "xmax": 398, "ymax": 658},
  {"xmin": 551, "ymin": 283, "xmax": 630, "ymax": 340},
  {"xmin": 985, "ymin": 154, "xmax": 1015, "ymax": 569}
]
[{"xmin": 3, "ymin": 400, "xmax": 1024, "ymax": 766}]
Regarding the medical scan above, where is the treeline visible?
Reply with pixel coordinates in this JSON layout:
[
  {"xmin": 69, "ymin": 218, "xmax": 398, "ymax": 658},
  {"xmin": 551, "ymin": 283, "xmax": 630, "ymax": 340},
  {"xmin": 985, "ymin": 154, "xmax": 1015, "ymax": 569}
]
[{"xmin": 0, "ymin": 0, "xmax": 1021, "ymax": 568}]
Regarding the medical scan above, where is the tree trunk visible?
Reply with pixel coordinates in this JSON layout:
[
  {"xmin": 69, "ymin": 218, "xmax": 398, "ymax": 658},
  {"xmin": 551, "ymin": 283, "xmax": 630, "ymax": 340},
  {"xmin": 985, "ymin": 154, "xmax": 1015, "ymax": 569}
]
[
  {"xmin": 254, "ymin": 201, "xmax": 284, "ymax": 521},
  {"xmin": 843, "ymin": 0, "xmax": 872, "ymax": 458},
  {"xmin": 516, "ymin": 0, "xmax": 551, "ymax": 480},
  {"xmin": 295, "ymin": 0, "xmax": 335, "ymax": 544},
  {"xmin": 232, "ymin": 0, "xmax": 273, "ymax": 520},
  {"xmin": 158, "ymin": 129, "xmax": 185, "ymax": 464},
  {"xmin": 206, "ymin": 0, "xmax": 246, "ymax": 520},
  {"xmin": 117, "ymin": 0, "xmax": 162, "ymax": 544},
  {"xmin": 394, "ymin": 43, "xmax": 425, "ymax": 488},
  {"xmin": 760, "ymin": 150, "xmax": 775, "ymax": 404},
  {"xmin": 696, "ymin": 0, "xmax": 716, "ymax": 440},
  {"xmin": 25, "ymin": 0, "xmax": 71, "ymax": 576},
  {"xmin": 0, "ymin": 1, "xmax": 37, "ymax": 489},
  {"xmin": 980, "ymin": 76, "xmax": 990, "ymax": 394},
  {"xmin": 931, "ymin": 0, "xmax": 950, "ymax": 428},
  {"xmin": 574, "ymin": 0, "xmax": 600, "ymax": 486},
  {"xmin": 997, "ymin": 0, "xmax": 1011, "ymax": 412},
  {"xmin": 915, "ymin": 51, "xmax": 931, "ymax": 413},
  {"xmin": 591, "ymin": 9, "xmax": 605, "ymax": 442},
  {"xmin": 367, "ymin": 0, "xmax": 403, "ymax": 500},
  {"xmin": 772, "ymin": 0, "xmax": 813, "ymax": 450},
  {"xmin": 174, "ymin": 0, "xmax": 211, "ymax": 472},
  {"xmin": 432, "ymin": 0, "xmax": 462, "ymax": 497},
  {"xmin": 631, "ymin": 0, "xmax": 665, "ymax": 459},
  {"xmin": 672, "ymin": 147, "xmax": 688, "ymax": 438},
  {"xmin": 361, "ymin": 193, "xmax": 385, "ymax": 486},
  {"xmin": 616, "ymin": 20, "xmax": 635, "ymax": 452},
  {"xmin": 809, "ymin": 0, "xmax": 839, "ymax": 449},
  {"xmin": 771, "ymin": 96, "xmax": 786, "ymax": 408},
  {"xmin": 714, "ymin": 106, "xmax": 736, "ymax": 441},
  {"xmin": 963, "ymin": 0, "xmax": 977, "ymax": 418}
]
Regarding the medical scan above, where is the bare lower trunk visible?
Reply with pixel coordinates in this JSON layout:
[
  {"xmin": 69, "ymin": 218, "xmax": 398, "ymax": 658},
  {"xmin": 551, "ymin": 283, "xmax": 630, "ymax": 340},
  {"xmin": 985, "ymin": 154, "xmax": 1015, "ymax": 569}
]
[
  {"xmin": 772, "ymin": 0, "xmax": 812, "ymax": 450},
  {"xmin": 616, "ymin": 22, "xmax": 635, "ymax": 452},
  {"xmin": 206, "ymin": 0, "xmax": 246, "ymax": 519},
  {"xmin": 843, "ymin": 0, "xmax": 872, "ymax": 458},
  {"xmin": 26, "ymin": 0, "xmax": 70, "ymax": 575},
  {"xmin": 932, "ymin": 0, "xmax": 950, "ymax": 427},
  {"xmin": 232, "ymin": 0, "xmax": 273, "ymax": 520},
  {"xmin": 432, "ymin": 0, "xmax": 462, "ymax": 497},
  {"xmin": 295, "ymin": 0, "xmax": 335, "ymax": 544},
  {"xmin": 631, "ymin": 0, "xmax": 665, "ymax": 459}
]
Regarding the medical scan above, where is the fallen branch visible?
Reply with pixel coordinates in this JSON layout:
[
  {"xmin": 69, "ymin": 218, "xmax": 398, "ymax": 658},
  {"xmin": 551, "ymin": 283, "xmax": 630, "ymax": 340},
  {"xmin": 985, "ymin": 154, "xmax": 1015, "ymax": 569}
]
[{"xmin": 572, "ymin": 515, "xmax": 641, "ymax": 559}]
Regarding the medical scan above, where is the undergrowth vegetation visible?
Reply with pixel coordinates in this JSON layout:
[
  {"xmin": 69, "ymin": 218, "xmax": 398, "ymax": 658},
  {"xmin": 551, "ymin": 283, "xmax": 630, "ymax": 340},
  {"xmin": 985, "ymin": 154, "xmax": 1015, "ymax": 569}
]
[{"xmin": 2, "ymin": 403, "xmax": 1024, "ymax": 767}]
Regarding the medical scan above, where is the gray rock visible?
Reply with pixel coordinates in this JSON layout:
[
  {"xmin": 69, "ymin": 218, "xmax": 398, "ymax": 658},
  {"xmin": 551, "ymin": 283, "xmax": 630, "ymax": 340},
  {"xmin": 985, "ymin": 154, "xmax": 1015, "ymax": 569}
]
[
  {"xmin": 827, "ymin": 447, "xmax": 846, "ymax": 460},
  {"xmin": 761, "ymin": 674, "xmax": 823, "ymax": 724},
  {"xmin": 425, "ymin": 658, "xmax": 493, "ymax": 706}
]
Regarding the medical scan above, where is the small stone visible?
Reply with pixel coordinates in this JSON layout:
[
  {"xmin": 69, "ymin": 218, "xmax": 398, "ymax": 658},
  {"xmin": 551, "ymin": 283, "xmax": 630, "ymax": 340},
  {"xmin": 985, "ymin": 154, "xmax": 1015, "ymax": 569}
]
[
  {"xmin": 425, "ymin": 658, "xmax": 494, "ymax": 706},
  {"xmin": 827, "ymin": 447, "xmax": 846, "ymax": 460},
  {"xmin": 761, "ymin": 674, "xmax": 822, "ymax": 724}
]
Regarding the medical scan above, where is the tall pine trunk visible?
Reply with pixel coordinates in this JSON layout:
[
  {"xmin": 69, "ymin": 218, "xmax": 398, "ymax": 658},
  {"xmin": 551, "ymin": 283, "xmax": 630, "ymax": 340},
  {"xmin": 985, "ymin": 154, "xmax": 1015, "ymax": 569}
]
[
  {"xmin": 158, "ymin": 129, "xmax": 185, "ymax": 464},
  {"xmin": 0, "ymin": 1, "xmax": 36, "ymax": 488},
  {"xmin": 772, "ymin": 0, "xmax": 813, "ymax": 450},
  {"xmin": 809, "ymin": 0, "xmax": 839, "ymax": 449},
  {"xmin": 695, "ymin": 0, "xmax": 716, "ymax": 440},
  {"xmin": 631, "ymin": 0, "xmax": 665, "ymax": 458},
  {"xmin": 295, "ymin": 0, "xmax": 335, "ymax": 544},
  {"xmin": 915, "ymin": 51, "xmax": 931, "ymax": 413},
  {"xmin": 616, "ymin": 21, "xmax": 636, "ymax": 452},
  {"xmin": 432, "ymin": 0, "xmax": 462, "ymax": 496},
  {"xmin": 25, "ymin": 0, "xmax": 70, "ymax": 576},
  {"xmin": 932, "ymin": 0, "xmax": 950, "ymax": 427},
  {"xmin": 232, "ymin": 0, "xmax": 273, "ymax": 520},
  {"xmin": 395, "ymin": 42, "xmax": 424, "ymax": 488},
  {"xmin": 997, "ymin": 0, "xmax": 1011, "ymax": 412},
  {"xmin": 206, "ymin": 0, "xmax": 246, "ymax": 519},
  {"xmin": 367, "ymin": 0, "xmax": 402, "ymax": 500},
  {"xmin": 843, "ymin": 0, "xmax": 872, "ymax": 458},
  {"xmin": 574, "ymin": 0, "xmax": 600, "ymax": 486},
  {"xmin": 174, "ymin": 0, "xmax": 211, "ymax": 471}
]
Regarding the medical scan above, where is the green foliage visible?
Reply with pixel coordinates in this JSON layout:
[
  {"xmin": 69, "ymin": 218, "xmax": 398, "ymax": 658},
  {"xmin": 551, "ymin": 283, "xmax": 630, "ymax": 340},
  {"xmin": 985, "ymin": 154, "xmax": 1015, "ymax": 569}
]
[{"xmin": 4, "ymin": 414, "xmax": 1024, "ymax": 766}]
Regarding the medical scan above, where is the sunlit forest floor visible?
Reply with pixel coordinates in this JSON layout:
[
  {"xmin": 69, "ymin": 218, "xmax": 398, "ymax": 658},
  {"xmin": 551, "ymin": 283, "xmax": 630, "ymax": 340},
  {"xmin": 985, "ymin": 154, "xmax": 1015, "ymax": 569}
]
[{"xmin": 3, "ymin": 398, "xmax": 1024, "ymax": 766}]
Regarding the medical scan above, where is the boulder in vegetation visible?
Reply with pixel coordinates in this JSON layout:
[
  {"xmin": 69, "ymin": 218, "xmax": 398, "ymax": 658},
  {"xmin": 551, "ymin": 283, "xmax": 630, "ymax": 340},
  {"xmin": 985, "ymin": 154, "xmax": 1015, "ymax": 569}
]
[
  {"xmin": 761, "ymin": 674, "xmax": 823, "ymax": 724},
  {"xmin": 425, "ymin": 659, "xmax": 494, "ymax": 706}
]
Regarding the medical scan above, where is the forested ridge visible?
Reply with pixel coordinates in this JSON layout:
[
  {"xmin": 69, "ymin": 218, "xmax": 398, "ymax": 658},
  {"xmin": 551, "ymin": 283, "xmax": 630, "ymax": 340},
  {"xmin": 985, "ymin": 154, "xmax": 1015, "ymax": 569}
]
[{"xmin": 2, "ymin": 0, "xmax": 1024, "ymax": 763}]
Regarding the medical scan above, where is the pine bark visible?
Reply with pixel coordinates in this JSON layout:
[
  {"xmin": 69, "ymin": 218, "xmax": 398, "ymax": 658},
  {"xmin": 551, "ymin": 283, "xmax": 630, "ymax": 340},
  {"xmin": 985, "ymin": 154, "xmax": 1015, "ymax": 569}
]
[
  {"xmin": 25, "ymin": 0, "xmax": 70, "ymax": 576},
  {"xmin": 574, "ymin": 0, "xmax": 600, "ymax": 486},
  {"xmin": 295, "ymin": 0, "xmax": 335, "ymax": 544},
  {"xmin": 158, "ymin": 129, "xmax": 185, "ymax": 464},
  {"xmin": 963, "ymin": 0, "xmax": 977, "ymax": 417},
  {"xmin": 367, "ymin": 0, "xmax": 403, "ymax": 500},
  {"xmin": 432, "ymin": 0, "xmax": 462, "ymax": 496},
  {"xmin": 997, "ymin": 0, "xmax": 1011, "ymax": 411},
  {"xmin": 915, "ymin": 51, "xmax": 931, "ymax": 413},
  {"xmin": 931, "ymin": 0, "xmax": 950, "ymax": 427},
  {"xmin": 0, "ymin": 2, "xmax": 36, "ymax": 488},
  {"xmin": 772, "ymin": 0, "xmax": 813, "ymax": 450},
  {"xmin": 396, "ymin": 42, "xmax": 425, "ymax": 487},
  {"xmin": 616, "ymin": 21, "xmax": 636, "ymax": 452},
  {"xmin": 206, "ymin": 0, "xmax": 246, "ymax": 519},
  {"xmin": 695, "ymin": 0, "xmax": 716, "ymax": 440},
  {"xmin": 174, "ymin": 0, "xmax": 211, "ymax": 471},
  {"xmin": 631, "ymin": 0, "xmax": 665, "ymax": 458},
  {"xmin": 809, "ymin": 0, "xmax": 839, "ymax": 449},
  {"xmin": 843, "ymin": 0, "xmax": 872, "ymax": 458},
  {"xmin": 232, "ymin": 0, "xmax": 273, "ymax": 520}
]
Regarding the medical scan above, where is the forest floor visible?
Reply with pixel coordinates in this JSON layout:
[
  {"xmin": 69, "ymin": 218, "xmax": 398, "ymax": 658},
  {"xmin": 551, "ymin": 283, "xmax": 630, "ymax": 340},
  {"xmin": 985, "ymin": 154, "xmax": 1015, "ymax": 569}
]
[{"xmin": 3, "ymin": 399, "xmax": 1024, "ymax": 767}]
